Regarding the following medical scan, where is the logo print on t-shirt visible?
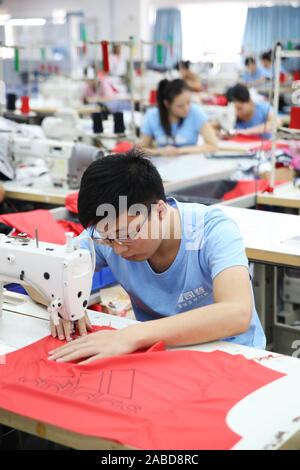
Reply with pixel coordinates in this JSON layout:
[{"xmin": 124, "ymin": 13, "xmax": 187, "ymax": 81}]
[{"xmin": 178, "ymin": 286, "xmax": 209, "ymax": 309}]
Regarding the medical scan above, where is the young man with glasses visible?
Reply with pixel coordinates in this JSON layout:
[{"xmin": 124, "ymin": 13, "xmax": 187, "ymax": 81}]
[{"xmin": 48, "ymin": 149, "xmax": 265, "ymax": 364}]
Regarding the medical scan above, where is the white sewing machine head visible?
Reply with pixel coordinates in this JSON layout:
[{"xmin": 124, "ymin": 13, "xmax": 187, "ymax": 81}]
[
  {"xmin": 0, "ymin": 232, "xmax": 94, "ymax": 326},
  {"xmin": 9, "ymin": 136, "xmax": 104, "ymax": 189}
]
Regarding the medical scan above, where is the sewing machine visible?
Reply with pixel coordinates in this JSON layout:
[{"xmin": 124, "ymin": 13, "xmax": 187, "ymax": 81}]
[
  {"xmin": 202, "ymin": 103, "xmax": 236, "ymax": 133},
  {"xmin": 0, "ymin": 232, "xmax": 95, "ymax": 327},
  {"xmin": 9, "ymin": 134, "xmax": 104, "ymax": 189}
]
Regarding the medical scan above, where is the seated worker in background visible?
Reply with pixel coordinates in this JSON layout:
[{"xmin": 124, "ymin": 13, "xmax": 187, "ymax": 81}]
[
  {"xmin": 226, "ymin": 83, "xmax": 281, "ymax": 138},
  {"xmin": 139, "ymin": 79, "xmax": 218, "ymax": 156},
  {"xmin": 109, "ymin": 44, "xmax": 127, "ymax": 76},
  {"xmin": 83, "ymin": 77, "xmax": 116, "ymax": 104},
  {"xmin": 177, "ymin": 61, "xmax": 202, "ymax": 92},
  {"xmin": 242, "ymin": 57, "xmax": 267, "ymax": 88},
  {"xmin": 48, "ymin": 150, "xmax": 266, "ymax": 363},
  {"xmin": 260, "ymin": 50, "xmax": 290, "ymax": 81},
  {"xmin": 82, "ymin": 74, "xmax": 130, "ymax": 113}
]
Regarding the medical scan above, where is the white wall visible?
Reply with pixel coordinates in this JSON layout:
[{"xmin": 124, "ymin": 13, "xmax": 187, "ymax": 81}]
[{"xmin": 0, "ymin": 0, "xmax": 144, "ymax": 42}]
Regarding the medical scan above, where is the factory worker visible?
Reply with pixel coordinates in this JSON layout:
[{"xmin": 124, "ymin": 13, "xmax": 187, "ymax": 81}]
[
  {"xmin": 177, "ymin": 60, "xmax": 202, "ymax": 92},
  {"xmin": 242, "ymin": 57, "xmax": 267, "ymax": 88},
  {"xmin": 226, "ymin": 83, "xmax": 281, "ymax": 139},
  {"xmin": 260, "ymin": 49, "xmax": 291, "ymax": 80},
  {"xmin": 48, "ymin": 149, "xmax": 266, "ymax": 364},
  {"xmin": 139, "ymin": 79, "xmax": 218, "ymax": 156}
]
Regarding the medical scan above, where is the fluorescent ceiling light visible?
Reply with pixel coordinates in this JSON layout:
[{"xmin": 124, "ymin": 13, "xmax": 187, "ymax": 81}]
[{"xmin": 7, "ymin": 18, "xmax": 46, "ymax": 26}]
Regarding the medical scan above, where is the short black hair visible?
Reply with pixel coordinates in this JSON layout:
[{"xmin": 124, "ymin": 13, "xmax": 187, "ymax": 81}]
[
  {"xmin": 261, "ymin": 50, "xmax": 272, "ymax": 62},
  {"xmin": 245, "ymin": 56, "xmax": 256, "ymax": 66},
  {"xmin": 226, "ymin": 83, "xmax": 250, "ymax": 103},
  {"xmin": 78, "ymin": 148, "xmax": 167, "ymax": 228}
]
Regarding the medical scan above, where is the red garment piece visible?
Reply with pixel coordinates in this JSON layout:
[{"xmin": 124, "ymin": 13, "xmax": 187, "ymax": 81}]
[
  {"xmin": 57, "ymin": 220, "xmax": 83, "ymax": 237},
  {"xmin": 112, "ymin": 141, "xmax": 134, "ymax": 154},
  {"xmin": 222, "ymin": 180, "xmax": 286, "ymax": 201},
  {"xmin": 0, "ymin": 210, "xmax": 83, "ymax": 244},
  {"xmin": 225, "ymin": 135, "xmax": 289, "ymax": 152},
  {"xmin": 229, "ymin": 135, "xmax": 263, "ymax": 143},
  {"xmin": 65, "ymin": 193, "xmax": 79, "ymax": 214},
  {"xmin": 0, "ymin": 329, "xmax": 284, "ymax": 450}
]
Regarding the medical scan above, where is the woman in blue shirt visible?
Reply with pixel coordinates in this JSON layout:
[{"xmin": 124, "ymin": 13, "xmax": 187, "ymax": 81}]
[
  {"xmin": 242, "ymin": 57, "xmax": 267, "ymax": 88},
  {"xmin": 140, "ymin": 79, "xmax": 218, "ymax": 156}
]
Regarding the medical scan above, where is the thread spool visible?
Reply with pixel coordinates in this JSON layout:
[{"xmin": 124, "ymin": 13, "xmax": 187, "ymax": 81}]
[
  {"xmin": 20, "ymin": 96, "xmax": 30, "ymax": 114},
  {"xmin": 6, "ymin": 93, "xmax": 16, "ymax": 111},
  {"xmin": 293, "ymin": 71, "xmax": 300, "ymax": 81},
  {"xmin": 14, "ymin": 49, "xmax": 20, "ymax": 72},
  {"xmin": 157, "ymin": 44, "xmax": 163, "ymax": 65},
  {"xmin": 113, "ymin": 112, "xmax": 125, "ymax": 134},
  {"xmin": 290, "ymin": 107, "xmax": 300, "ymax": 130},
  {"xmin": 149, "ymin": 89, "xmax": 157, "ymax": 105},
  {"xmin": 92, "ymin": 112, "xmax": 103, "ymax": 133}
]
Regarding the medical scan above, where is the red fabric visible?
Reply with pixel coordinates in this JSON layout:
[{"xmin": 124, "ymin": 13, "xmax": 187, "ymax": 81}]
[
  {"xmin": 0, "ymin": 329, "xmax": 284, "ymax": 450},
  {"xmin": 57, "ymin": 220, "xmax": 83, "ymax": 237},
  {"xmin": 222, "ymin": 180, "xmax": 285, "ymax": 201},
  {"xmin": 0, "ymin": 210, "xmax": 83, "ymax": 244},
  {"xmin": 225, "ymin": 135, "xmax": 289, "ymax": 152},
  {"xmin": 89, "ymin": 303, "xmax": 103, "ymax": 312},
  {"xmin": 290, "ymin": 107, "xmax": 300, "ymax": 130},
  {"xmin": 112, "ymin": 141, "xmax": 134, "ymax": 153},
  {"xmin": 65, "ymin": 193, "xmax": 79, "ymax": 214}
]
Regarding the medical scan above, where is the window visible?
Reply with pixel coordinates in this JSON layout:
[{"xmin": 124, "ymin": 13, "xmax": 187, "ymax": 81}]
[{"xmin": 181, "ymin": 2, "xmax": 248, "ymax": 63}]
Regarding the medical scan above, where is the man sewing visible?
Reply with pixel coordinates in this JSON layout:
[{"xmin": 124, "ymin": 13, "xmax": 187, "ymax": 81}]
[
  {"xmin": 48, "ymin": 149, "xmax": 266, "ymax": 364},
  {"xmin": 226, "ymin": 83, "xmax": 281, "ymax": 139}
]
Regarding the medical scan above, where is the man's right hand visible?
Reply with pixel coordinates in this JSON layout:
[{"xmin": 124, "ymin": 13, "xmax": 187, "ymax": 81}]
[{"xmin": 50, "ymin": 311, "xmax": 93, "ymax": 341}]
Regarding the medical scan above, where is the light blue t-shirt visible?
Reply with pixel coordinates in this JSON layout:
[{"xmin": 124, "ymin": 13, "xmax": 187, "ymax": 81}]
[
  {"xmin": 235, "ymin": 100, "xmax": 273, "ymax": 139},
  {"xmin": 141, "ymin": 104, "xmax": 208, "ymax": 147},
  {"xmin": 77, "ymin": 200, "xmax": 266, "ymax": 350},
  {"xmin": 243, "ymin": 66, "xmax": 266, "ymax": 86},
  {"xmin": 261, "ymin": 64, "xmax": 286, "ymax": 79}
]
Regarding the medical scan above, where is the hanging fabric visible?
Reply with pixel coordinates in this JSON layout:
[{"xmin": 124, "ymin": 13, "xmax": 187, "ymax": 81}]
[
  {"xmin": 101, "ymin": 41, "xmax": 110, "ymax": 72},
  {"xmin": 14, "ymin": 48, "xmax": 20, "ymax": 72}
]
